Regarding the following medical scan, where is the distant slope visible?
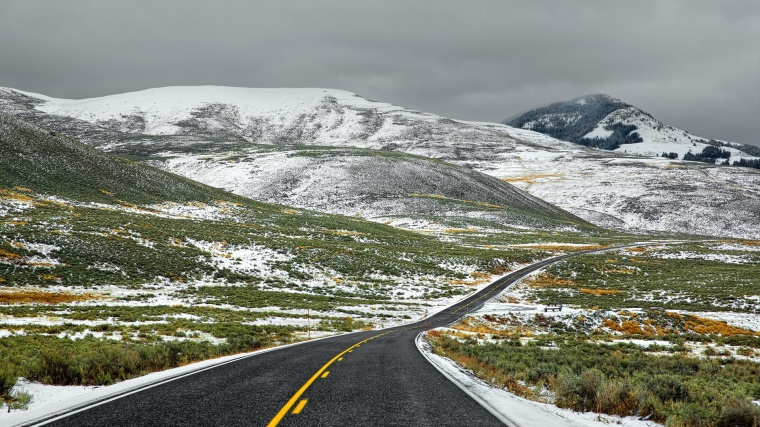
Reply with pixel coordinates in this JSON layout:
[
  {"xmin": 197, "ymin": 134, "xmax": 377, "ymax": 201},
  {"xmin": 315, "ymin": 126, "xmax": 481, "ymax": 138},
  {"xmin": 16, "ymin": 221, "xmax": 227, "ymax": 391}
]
[
  {"xmin": 505, "ymin": 94, "xmax": 760, "ymax": 163},
  {"xmin": 149, "ymin": 145, "xmax": 587, "ymax": 230}
]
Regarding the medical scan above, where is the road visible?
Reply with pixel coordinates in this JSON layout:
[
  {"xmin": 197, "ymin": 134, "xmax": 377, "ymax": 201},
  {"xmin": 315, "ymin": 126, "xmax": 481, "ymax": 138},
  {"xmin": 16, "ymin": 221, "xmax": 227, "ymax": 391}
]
[{"xmin": 25, "ymin": 244, "xmax": 652, "ymax": 427}]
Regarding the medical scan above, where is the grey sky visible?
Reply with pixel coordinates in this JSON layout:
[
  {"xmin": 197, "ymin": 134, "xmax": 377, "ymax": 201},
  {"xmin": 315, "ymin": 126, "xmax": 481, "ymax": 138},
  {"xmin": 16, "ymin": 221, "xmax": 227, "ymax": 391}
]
[{"xmin": 1, "ymin": 1, "xmax": 758, "ymax": 145}]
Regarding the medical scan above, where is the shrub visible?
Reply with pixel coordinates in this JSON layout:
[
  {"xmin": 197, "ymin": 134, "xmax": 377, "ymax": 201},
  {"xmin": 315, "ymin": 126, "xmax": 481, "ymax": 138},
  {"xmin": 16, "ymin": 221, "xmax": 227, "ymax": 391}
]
[
  {"xmin": 555, "ymin": 369, "xmax": 605, "ymax": 412},
  {"xmin": 0, "ymin": 361, "xmax": 18, "ymax": 400},
  {"xmin": 718, "ymin": 399, "xmax": 760, "ymax": 427}
]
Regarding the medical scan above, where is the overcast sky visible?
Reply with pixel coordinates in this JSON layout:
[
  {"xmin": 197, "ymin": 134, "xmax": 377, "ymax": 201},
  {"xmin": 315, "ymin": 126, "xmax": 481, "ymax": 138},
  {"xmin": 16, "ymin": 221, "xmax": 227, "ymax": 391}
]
[{"xmin": 2, "ymin": 1, "xmax": 758, "ymax": 145}]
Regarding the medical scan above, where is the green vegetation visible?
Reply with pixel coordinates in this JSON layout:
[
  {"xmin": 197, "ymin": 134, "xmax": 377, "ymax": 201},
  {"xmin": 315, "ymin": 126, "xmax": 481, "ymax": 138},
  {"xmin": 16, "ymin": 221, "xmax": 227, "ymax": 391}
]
[
  {"xmin": 521, "ymin": 242, "xmax": 760, "ymax": 313},
  {"xmin": 430, "ymin": 334, "xmax": 760, "ymax": 426},
  {"xmin": 0, "ymin": 333, "xmax": 285, "ymax": 387},
  {"xmin": 429, "ymin": 241, "xmax": 760, "ymax": 426}
]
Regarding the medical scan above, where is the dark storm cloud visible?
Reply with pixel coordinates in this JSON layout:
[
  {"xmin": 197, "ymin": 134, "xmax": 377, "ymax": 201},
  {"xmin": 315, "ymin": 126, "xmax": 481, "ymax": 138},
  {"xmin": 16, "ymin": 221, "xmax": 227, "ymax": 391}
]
[{"xmin": 1, "ymin": 0, "xmax": 758, "ymax": 145}]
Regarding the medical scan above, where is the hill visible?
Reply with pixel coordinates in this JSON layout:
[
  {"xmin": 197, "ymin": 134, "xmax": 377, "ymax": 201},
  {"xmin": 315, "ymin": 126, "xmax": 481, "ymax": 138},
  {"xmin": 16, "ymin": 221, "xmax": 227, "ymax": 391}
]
[{"xmin": 505, "ymin": 94, "xmax": 760, "ymax": 164}]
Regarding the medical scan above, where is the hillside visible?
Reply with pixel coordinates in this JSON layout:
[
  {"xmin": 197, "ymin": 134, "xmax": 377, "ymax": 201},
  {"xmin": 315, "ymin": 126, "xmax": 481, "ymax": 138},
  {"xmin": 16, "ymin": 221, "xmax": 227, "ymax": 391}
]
[
  {"xmin": 505, "ymin": 94, "xmax": 760, "ymax": 163},
  {"xmin": 148, "ymin": 145, "xmax": 586, "ymax": 231},
  {"xmin": 2, "ymin": 86, "xmax": 760, "ymax": 239},
  {"xmin": 0, "ymin": 113, "xmax": 233, "ymax": 205}
]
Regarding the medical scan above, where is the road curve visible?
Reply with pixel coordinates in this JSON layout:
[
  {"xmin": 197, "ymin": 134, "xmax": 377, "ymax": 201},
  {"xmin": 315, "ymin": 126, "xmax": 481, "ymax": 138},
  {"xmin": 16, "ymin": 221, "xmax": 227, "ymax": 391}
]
[{"xmin": 23, "ymin": 243, "xmax": 662, "ymax": 427}]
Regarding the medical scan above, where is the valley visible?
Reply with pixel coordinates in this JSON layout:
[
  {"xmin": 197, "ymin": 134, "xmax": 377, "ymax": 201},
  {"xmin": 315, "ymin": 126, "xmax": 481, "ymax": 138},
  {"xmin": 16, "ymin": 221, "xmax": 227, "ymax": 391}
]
[{"xmin": 0, "ymin": 86, "xmax": 758, "ymax": 426}]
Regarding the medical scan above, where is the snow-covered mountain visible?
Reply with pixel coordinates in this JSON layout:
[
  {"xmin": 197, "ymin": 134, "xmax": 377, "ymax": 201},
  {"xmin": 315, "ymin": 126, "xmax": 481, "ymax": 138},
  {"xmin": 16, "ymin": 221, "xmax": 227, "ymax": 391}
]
[
  {"xmin": 2, "ymin": 86, "xmax": 760, "ymax": 239},
  {"xmin": 505, "ymin": 94, "xmax": 760, "ymax": 163},
  {"xmin": 1, "ymin": 86, "xmax": 569, "ymax": 159}
]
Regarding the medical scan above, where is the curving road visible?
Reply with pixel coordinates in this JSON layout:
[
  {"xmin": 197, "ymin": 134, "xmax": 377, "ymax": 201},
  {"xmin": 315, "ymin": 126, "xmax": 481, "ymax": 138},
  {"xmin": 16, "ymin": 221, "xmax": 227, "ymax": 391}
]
[{"xmin": 22, "ymin": 244, "xmax": 657, "ymax": 427}]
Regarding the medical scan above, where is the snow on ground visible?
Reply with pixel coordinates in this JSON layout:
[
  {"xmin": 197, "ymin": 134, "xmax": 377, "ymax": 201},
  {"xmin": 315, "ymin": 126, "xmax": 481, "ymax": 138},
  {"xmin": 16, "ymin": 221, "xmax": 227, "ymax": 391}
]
[
  {"xmin": 0, "ymin": 339, "xmax": 338, "ymax": 426},
  {"xmin": 648, "ymin": 250, "xmax": 751, "ymax": 264},
  {"xmin": 593, "ymin": 108, "xmax": 760, "ymax": 163},
  {"xmin": 474, "ymin": 147, "xmax": 760, "ymax": 239},
  {"xmin": 417, "ymin": 335, "xmax": 661, "ymax": 427}
]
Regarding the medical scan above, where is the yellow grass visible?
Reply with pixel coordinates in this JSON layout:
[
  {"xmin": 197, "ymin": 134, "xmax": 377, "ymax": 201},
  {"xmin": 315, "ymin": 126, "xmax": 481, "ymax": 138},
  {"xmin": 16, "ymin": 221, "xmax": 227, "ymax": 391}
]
[
  {"xmin": 579, "ymin": 288, "xmax": 624, "ymax": 296},
  {"xmin": 0, "ymin": 248, "xmax": 22, "ymax": 260},
  {"xmin": 524, "ymin": 273, "xmax": 574, "ymax": 288},
  {"xmin": 444, "ymin": 228, "xmax": 477, "ymax": 233},
  {"xmin": 327, "ymin": 230, "xmax": 365, "ymax": 236},
  {"xmin": 0, "ymin": 189, "xmax": 34, "ymax": 202},
  {"xmin": 520, "ymin": 244, "xmax": 605, "ymax": 252},
  {"xmin": 502, "ymin": 173, "xmax": 563, "ymax": 185},
  {"xmin": 684, "ymin": 315, "xmax": 759, "ymax": 336},
  {"xmin": 0, "ymin": 288, "xmax": 104, "ymax": 304}
]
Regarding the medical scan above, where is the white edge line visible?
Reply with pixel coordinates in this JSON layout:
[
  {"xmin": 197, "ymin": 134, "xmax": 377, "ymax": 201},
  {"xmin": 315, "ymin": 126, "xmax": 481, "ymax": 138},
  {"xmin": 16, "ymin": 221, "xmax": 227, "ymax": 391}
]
[
  {"xmin": 12, "ymin": 333, "xmax": 343, "ymax": 427},
  {"xmin": 413, "ymin": 240, "xmax": 694, "ymax": 427},
  {"xmin": 415, "ymin": 333, "xmax": 520, "ymax": 427}
]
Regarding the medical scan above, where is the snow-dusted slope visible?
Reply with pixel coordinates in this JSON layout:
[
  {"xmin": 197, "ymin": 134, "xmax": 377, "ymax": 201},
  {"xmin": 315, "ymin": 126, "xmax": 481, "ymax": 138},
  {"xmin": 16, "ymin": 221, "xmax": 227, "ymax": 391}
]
[
  {"xmin": 2, "ymin": 86, "xmax": 760, "ymax": 239},
  {"xmin": 151, "ymin": 146, "xmax": 584, "ymax": 230},
  {"xmin": 1, "ymin": 86, "xmax": 570, "ymax": 157},
  {"xmin": 506, "ymin": 94, "xmax": 759, "ymax": 163},
  {"xmin": 588, "ymin": 106, "xmax": 758, "ymax": 161}
]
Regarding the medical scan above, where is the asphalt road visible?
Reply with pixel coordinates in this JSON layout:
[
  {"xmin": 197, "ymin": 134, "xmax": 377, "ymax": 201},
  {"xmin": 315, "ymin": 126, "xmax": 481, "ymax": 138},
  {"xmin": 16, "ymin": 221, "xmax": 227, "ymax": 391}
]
[{"xmin": 29, "ymin": 245, "xmax": 649, "ymax": 427}]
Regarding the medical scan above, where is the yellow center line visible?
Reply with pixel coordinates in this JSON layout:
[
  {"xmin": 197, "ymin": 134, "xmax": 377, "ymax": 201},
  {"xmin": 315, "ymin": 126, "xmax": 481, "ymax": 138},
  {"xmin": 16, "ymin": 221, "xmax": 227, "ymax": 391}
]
[
  {"xmin": 292, "ymin": 399, "xmax": 308, "ymax": 415},
  {"xmin": 267, "ymin": 332, "xmax": 390, "ymax": 426},
  {"xmin": 321, "ymin": 371, "xmax": 330, "ymax": 378}
]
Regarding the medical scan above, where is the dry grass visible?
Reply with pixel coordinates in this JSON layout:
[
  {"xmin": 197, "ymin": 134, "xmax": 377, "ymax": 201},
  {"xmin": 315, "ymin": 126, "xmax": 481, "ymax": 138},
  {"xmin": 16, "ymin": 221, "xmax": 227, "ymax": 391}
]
[
  {"xmin": 525, "ymin": 273, "xmax": 574, "ymax": 288},
  {"xmin": 326, "ymin": 230, "xmax": 365, "ymax": 236},
  {"xmin": 444, "ymin": 228, "xmax": 477, "ymax": 234},
  {"xmin": 451, "ymin": 317, "xmax": 504, "ymax": 335},
  {"xmin": 502, "ymin": 173, "xmax": 563, "ymax": 185},
  {"xmin": 500, "ymin": 295, "xmax": 521, "ymax": 304},
  {"xmin": 0, "ymin": 189, "xmax": 35, "ymax": 202},
  {"xmin": 602, "ymin": 319, "xmax": 657, "ymax": 336},
  {"xmin": 579, "ymin": 288, "xmax": 624, "ymax": 296},
  {"xmin": 519, "ymin": 244, "xmax": 606, "ymax": 252},
  {"xmin": 0, "ymin": 248, "xmax": 22, "ymax": 260},
  {"xmin": 0, "ymin": 288, "xmax": 105, "ymax": 304},
  {"xmin": 684, "ymin": 315, "xmax": 759, "ymax": 337}
]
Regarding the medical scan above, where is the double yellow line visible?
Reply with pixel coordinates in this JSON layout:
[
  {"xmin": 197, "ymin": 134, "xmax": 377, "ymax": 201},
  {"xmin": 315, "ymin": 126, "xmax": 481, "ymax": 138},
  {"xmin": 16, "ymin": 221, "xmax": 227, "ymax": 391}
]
[{"xmin": 266, "ymin": 331, "xmax": 388, "ymax": 426}]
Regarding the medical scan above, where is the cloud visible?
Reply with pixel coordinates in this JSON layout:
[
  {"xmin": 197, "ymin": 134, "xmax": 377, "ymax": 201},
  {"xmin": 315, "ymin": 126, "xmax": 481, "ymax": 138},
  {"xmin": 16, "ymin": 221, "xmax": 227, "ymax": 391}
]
[{"xmin": 1, "ymin": 0, "xmax": 758, "ymax": 145}]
